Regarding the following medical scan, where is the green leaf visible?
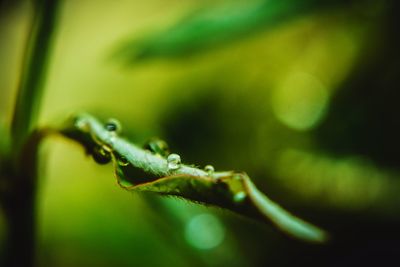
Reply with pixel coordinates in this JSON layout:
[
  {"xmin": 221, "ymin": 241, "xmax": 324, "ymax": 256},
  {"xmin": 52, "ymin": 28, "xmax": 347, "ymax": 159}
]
[
  {"xmin": 112, "ymin": 0, "xmax": 346, "ymax": 63},
  {"xmin": 62, "ymin": 113, "xmax": 329, "ymax": 243},
  {"xmin": 115, "ymin": 169, "xmax": 327, "ymax": 243}
]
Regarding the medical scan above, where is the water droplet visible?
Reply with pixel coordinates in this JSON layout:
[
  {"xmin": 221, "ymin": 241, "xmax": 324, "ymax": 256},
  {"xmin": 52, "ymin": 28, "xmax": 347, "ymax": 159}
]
[
  {"xmin": 117, "ymin": 156, "xmax": 129, "ymax": 166},
  {"xmin": 233, "ymin": 191, "xmax": 246, "ymax": 203},
  {"xmin": 104, "ymin": 118, "xmax": 122, "ymax": 133},
  {"xmin": 167, "ymin": 153, "xmax": 181, "ymax": 170},
  {"xmin": 92, "ymin": 146, "xmax": 111, "ymax": 164},
  {"xmin": 204, "ymin": 165, "xmax": 215, "ymax": 176},
  {"xmin": 144, "ymin": 138, "xmax": 170, "ymax": 157}
]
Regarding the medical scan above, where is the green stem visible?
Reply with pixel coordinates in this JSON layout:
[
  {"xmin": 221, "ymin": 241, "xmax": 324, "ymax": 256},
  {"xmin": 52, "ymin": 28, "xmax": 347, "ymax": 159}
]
[
  {"xmin": 2, "ymin": 130, "xmax": 50, "ymax": 267},
  {"xmin": 11, "ymin": 0, "xmax": 61, "ymax": 149},
  {"xmin": 3, "ymin": 1, "xmax": 61, "ymax": 266}
]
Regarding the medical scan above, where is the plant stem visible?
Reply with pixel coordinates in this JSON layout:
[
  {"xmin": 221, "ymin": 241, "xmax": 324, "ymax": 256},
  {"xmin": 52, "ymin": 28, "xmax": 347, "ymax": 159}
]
[
  {"xmin": 11, "ymin": 0, "xmax": 61, "ymax": 149},
  {"xmin": 2, "ymin": 130, "xmax": 48, "ymax": 267},
  {"xmin": 3, "ymin": 1, "xmax": 61, "ymax": 266}
]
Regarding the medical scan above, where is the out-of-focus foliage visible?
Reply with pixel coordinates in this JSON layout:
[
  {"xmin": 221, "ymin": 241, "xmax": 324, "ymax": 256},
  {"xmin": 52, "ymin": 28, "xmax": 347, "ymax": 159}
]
[
  {"xmin": 1, "ymin": 0, "xmax": 399, "ymax": 266},
  {"xmin": 113, "ymin": 0, "xmax": 357, "ymax": 63}
]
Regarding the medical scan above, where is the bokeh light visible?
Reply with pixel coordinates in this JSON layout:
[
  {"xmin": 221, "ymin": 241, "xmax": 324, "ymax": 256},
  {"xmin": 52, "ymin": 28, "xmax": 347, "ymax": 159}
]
[
  {"xmin": 184, "ymin": 213, "xmax": 225, "ymax": 250},
  {"xmin": 272, "ymin": 71, "xmax": 329, "ymax": 131}
]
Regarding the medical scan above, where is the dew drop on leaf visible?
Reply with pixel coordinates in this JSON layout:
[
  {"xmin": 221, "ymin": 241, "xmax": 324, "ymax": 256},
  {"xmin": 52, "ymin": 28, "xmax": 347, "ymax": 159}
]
[
  {"xmin": 117, "ymin": 156, "xmax": 129, "ymax": 166},
  {"xmin": 104, "ymin": 118, "xmax": 122, "ymax": 133},
  {"xmin": 204, "ymin": 165, "xmax": 215, "ymax": 176},
  {"xmin": 92, "ymin": 146, "xmax": 111, "ymax": 164},
  {"xmin": 167, "ymin": 153, "xmax": 181, "ymax": 170},
  {"xmin": 143, "ymin": 138, "xmax": 170, "ymax": 157}
]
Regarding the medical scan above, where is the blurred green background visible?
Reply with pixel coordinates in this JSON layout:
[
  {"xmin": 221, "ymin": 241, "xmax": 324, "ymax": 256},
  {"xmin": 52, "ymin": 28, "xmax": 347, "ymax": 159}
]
[{"xmin": 1, "ymin": 0, "xmax": 400, "ymax": 266}]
